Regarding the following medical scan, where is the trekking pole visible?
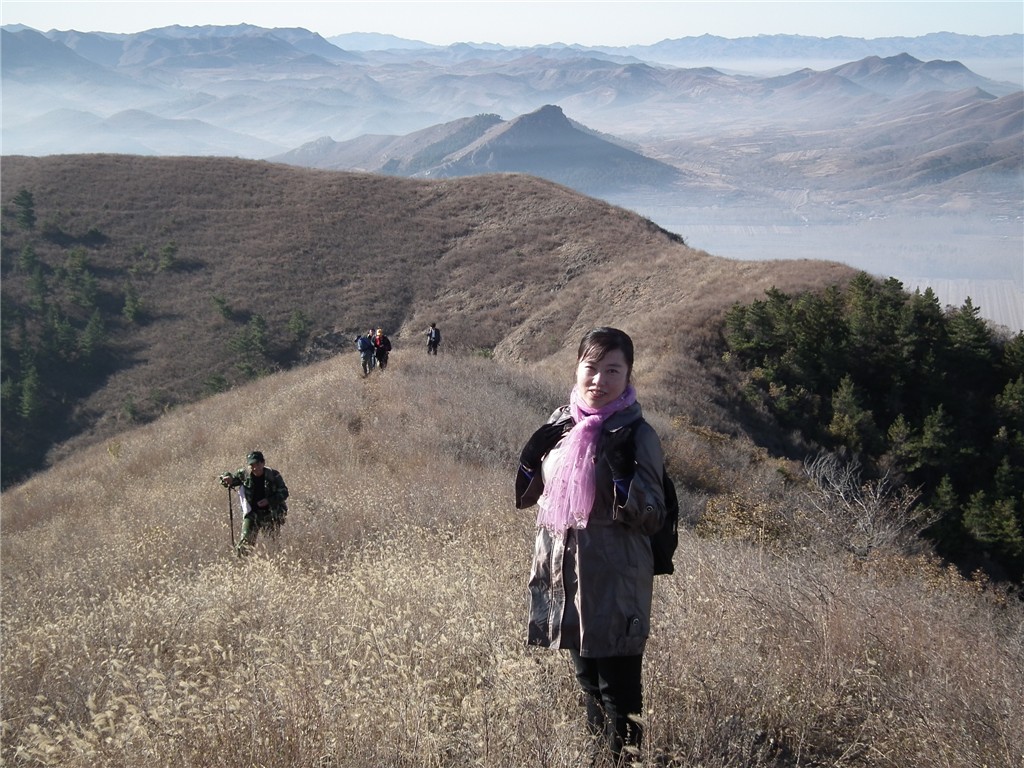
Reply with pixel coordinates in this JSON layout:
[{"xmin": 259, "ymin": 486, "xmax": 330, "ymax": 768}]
[{"xmin": 227, "ymin": 486, "xmax": 236, "ymax": 548}]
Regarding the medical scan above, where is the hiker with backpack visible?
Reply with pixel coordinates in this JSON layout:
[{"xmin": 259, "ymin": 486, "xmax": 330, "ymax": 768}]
[
  {"xmin": 355, "ymin": 331, "xmax": 376, "ymax": 376},
  {"xmin": 515, "ymin": 326, "xmax": 668, "ymax": 765},
  {"xmin": 219, "ymin": 450, "xmax": 289, "ymax": 557},
  {"xmin": 425, "ymin": 322, "xmax": 441, "ymax": 355},
  {"xmin": 373, "ymin": 328, "xmax": 392, "ymax": 371}
]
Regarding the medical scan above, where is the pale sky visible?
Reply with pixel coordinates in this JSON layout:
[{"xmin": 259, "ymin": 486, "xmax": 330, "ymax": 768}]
[{"xmin": 1, "ymin": 1, "xmax": 1021, "ymax": 46}]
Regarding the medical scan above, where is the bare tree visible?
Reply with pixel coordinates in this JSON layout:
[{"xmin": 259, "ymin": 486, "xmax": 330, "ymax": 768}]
[{"xmin": 803, "ymin": 452, "xmax": 936, "ymax": 557}]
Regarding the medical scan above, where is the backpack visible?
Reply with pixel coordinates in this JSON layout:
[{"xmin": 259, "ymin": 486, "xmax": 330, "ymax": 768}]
[
  {"xmin": 430, "ymin": 328, "xmax": 441, "ymax": 343},
  {"xmin": 356, "ymin": 336, "xmax": 373, "ymax": 353},
  {"xmin": 650, "ymin": 464, "xmax": 679, "ymax": 575},
  {"xmin": 622, "ymin": 420, "xmax": 679, "ymax": 576}
]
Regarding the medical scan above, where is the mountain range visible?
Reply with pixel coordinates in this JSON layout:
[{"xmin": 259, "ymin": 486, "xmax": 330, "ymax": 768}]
[
  {"xmin": 2, "ymin": 25, "xmax": 1019, "ymax": 155},
  {"xmin": 1, "ymin": 24, "xmax": 1022, "ymax": 330},
  {"xmin": 328, "ymin": 29, "xmax": 1022, "ymax": 68},
  {"xmin": 270, "ymin": 105, "xmax": 685, "ymax": 195}
]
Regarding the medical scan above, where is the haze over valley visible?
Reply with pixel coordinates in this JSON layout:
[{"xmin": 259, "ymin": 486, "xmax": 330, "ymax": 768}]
[{"xmin": 2, "ymin": 24, "xmax": 1022, "ymax": 329}]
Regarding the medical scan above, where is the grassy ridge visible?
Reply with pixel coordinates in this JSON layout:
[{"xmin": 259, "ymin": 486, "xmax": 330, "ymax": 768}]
[
  {"xmin": 2, "ymin": 348, "xmax": 1020, "ymax": 767},
  {"xmin": 1, "ymin": 154, "xmax": 857, "ymax": 484}
]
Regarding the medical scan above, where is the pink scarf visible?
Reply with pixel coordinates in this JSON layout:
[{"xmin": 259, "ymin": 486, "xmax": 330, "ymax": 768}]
[{"xmin": 536, "ymin": 384, "xmax": 637, "ymax": 534}]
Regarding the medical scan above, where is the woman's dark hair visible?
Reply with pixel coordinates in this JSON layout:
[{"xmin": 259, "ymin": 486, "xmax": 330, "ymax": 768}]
[{"xmin": 577, "ymin": 327, "xmax": 634, "ymax": 378}]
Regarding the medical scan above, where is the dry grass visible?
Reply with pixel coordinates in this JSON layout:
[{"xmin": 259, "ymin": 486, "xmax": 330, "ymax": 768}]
[{"xmin": 3, "ymin": 347, "xmax": 1021, "ymax": 767}]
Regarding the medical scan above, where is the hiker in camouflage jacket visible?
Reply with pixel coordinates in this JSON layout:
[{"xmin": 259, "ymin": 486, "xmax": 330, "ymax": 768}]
[{"xmin": 220, "ymin": 450, "xmax": 289, "ymax": 556}]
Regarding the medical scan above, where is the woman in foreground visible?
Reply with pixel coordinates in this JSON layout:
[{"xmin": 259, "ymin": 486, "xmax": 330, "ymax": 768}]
[{"xmin": 515, "ymin": 326, "xmax": 667, "ymax": 765}]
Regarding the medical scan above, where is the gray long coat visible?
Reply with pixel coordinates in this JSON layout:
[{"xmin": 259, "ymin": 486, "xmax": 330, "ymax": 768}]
[{"xmin": 516, "ymin": 402, "xmax": 666, "ymax": 658}]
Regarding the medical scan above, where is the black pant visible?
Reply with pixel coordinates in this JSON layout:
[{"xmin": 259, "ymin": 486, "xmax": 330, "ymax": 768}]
[{"xmin": 570, "ymin": 651, "xmax": 644, "ymax": 763}]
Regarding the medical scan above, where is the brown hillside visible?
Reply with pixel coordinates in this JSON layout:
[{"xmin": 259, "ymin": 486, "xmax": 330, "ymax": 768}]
[{"xmin": 1, "ymin": 154, "xmax": 857, "ymax": 479}]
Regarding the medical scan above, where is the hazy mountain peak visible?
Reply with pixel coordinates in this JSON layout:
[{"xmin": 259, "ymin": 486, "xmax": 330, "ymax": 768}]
[
  {"xmin": 510, "ymin": 103, "xmax": 571, "ymax": 128},
  {"xmin": 145, "ymin": 23, "xmax": 266, "ymax": 38},
  {"xmin": 269, "ymin": 102, "xmax": 685, "ymax": 195},
  {"xmin": 328, "ymin": 31, "xmax": 438, "ymax": 51}
]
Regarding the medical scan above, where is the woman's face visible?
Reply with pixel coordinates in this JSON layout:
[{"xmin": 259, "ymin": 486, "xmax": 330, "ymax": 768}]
[{"xmin": 575, "ymin": 349, "xmax": 629, "ymax": 409}]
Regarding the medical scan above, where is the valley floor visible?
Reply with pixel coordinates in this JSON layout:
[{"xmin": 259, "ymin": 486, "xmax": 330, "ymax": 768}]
[{"xmin": 641, "ymin": 210, "xmax": 1024, "ymax": 333}]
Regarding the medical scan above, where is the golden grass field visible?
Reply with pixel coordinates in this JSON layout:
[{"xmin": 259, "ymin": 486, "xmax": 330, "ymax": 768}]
[{"xmin": 2, "ymin": 348, "xmax": 1022, "ymax": 767}]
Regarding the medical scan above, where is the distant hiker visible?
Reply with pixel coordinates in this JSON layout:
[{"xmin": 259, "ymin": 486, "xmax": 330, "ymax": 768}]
[
  {"xmin": 356, "ymin": 331, "xmax": 376, "ymax": 376},
  {"xmin": 515, "ymin": 327, "xmax": 667, "ymax": 765},
  {"xmin": 219, "ymin": 450, "xmax": 289, "ymax": 557},
  {"xmin": 426, "ymin": 322, "xmax": 441, "ymax": 355},
  {"xmin": 374, "ymin": 328, "xmax": 392, "ymax": 370},
  {"xmin": 366, "ymin": 329, "xmax": 378, "ymax": 369}
]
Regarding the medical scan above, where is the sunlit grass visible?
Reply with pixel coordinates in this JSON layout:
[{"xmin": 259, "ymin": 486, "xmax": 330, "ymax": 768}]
[{"xmin": 3, "ymin": 350, "xmax": 1021, "ymax": 767}]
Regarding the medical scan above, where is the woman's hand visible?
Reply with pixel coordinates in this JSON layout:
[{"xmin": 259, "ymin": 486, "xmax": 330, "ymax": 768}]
[
  {"xmin": 519, "ymin": 422, "xmax": 566, "ymax": 471},
  {"xmin": 604, "ymin": 434, "xmax": 636, "ymax": 481}
]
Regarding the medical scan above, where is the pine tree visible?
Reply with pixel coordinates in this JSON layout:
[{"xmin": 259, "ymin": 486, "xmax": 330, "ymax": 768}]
[
  {"xmin": 1003, "ymin": 332, "xmax": 1024, "ymax": 378},
  {"xmin": 28, "ymin": 267, "xmax": 48, "ymax": 313},
  {"xmin": 790, "ymin": 286, "xmax": 848, "ymax": 393},
  {"xmin": 44, "ymin": 306, "xmax": 76, "ymax": 360},
  {"xmin": 287, "ymin": 309, "xmax": 310, "ymax": 344},
  {"xmin": 943, "ymin": 298, "xmax": 997, "ymax": 405},
  {"xmin": 828, "ymin": 375, "xmax": 879, "ymax": 455},
  {"xmin": 12, "ymin": 188, "xmax": 36, "ymax": 229},
  {"xmin": 157, "ymin": 241, "xmax": 178, "ymax": 272},
  {"xmin": 930, "ymin": 475, "xmax": 959, "ymax": 519},
  {"xmin": 913, "ymin": 404, "xmax": 955, "ymax": 481},
  {"xmin": 18, "ymin": 361, "xmax": 40, "ymax": 419},
  {"xmin": 228, "ymin": 314, "xmax": 270, "ymax": 378},
  {"xmin": 122, "ymin": 284, "xmax": 143, "ymax": 323},
  {"xmin": 895, "ymin": 287, "xmax": 946, "ymax": 421},
  {"xmin": 963, "ymin": 491, "xmax": 1024, "ymax": 560},
  {"xmin": 78, "ymin": 310, "xmax": 106, "ymax": 361},
  {"xmin": 211, "ymin": 295, "xmax": 232, "ymax": 320},
  {"xmin": 17, "ymin": 244, "xmax": 38, "ymax": 273},
  {"xmin": 884, "ymin": 413, "xmax": 916, "ymax": 473}
]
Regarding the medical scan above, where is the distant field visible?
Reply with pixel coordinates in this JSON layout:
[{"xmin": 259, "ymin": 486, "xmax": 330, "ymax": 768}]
[
  {"xmin": 650, "ymin": 214, "xmax": 1024, "ymax": 333},
  {"xmin": 889, "ymin": 277, "xmax": 1024, "ymax": 334}
]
